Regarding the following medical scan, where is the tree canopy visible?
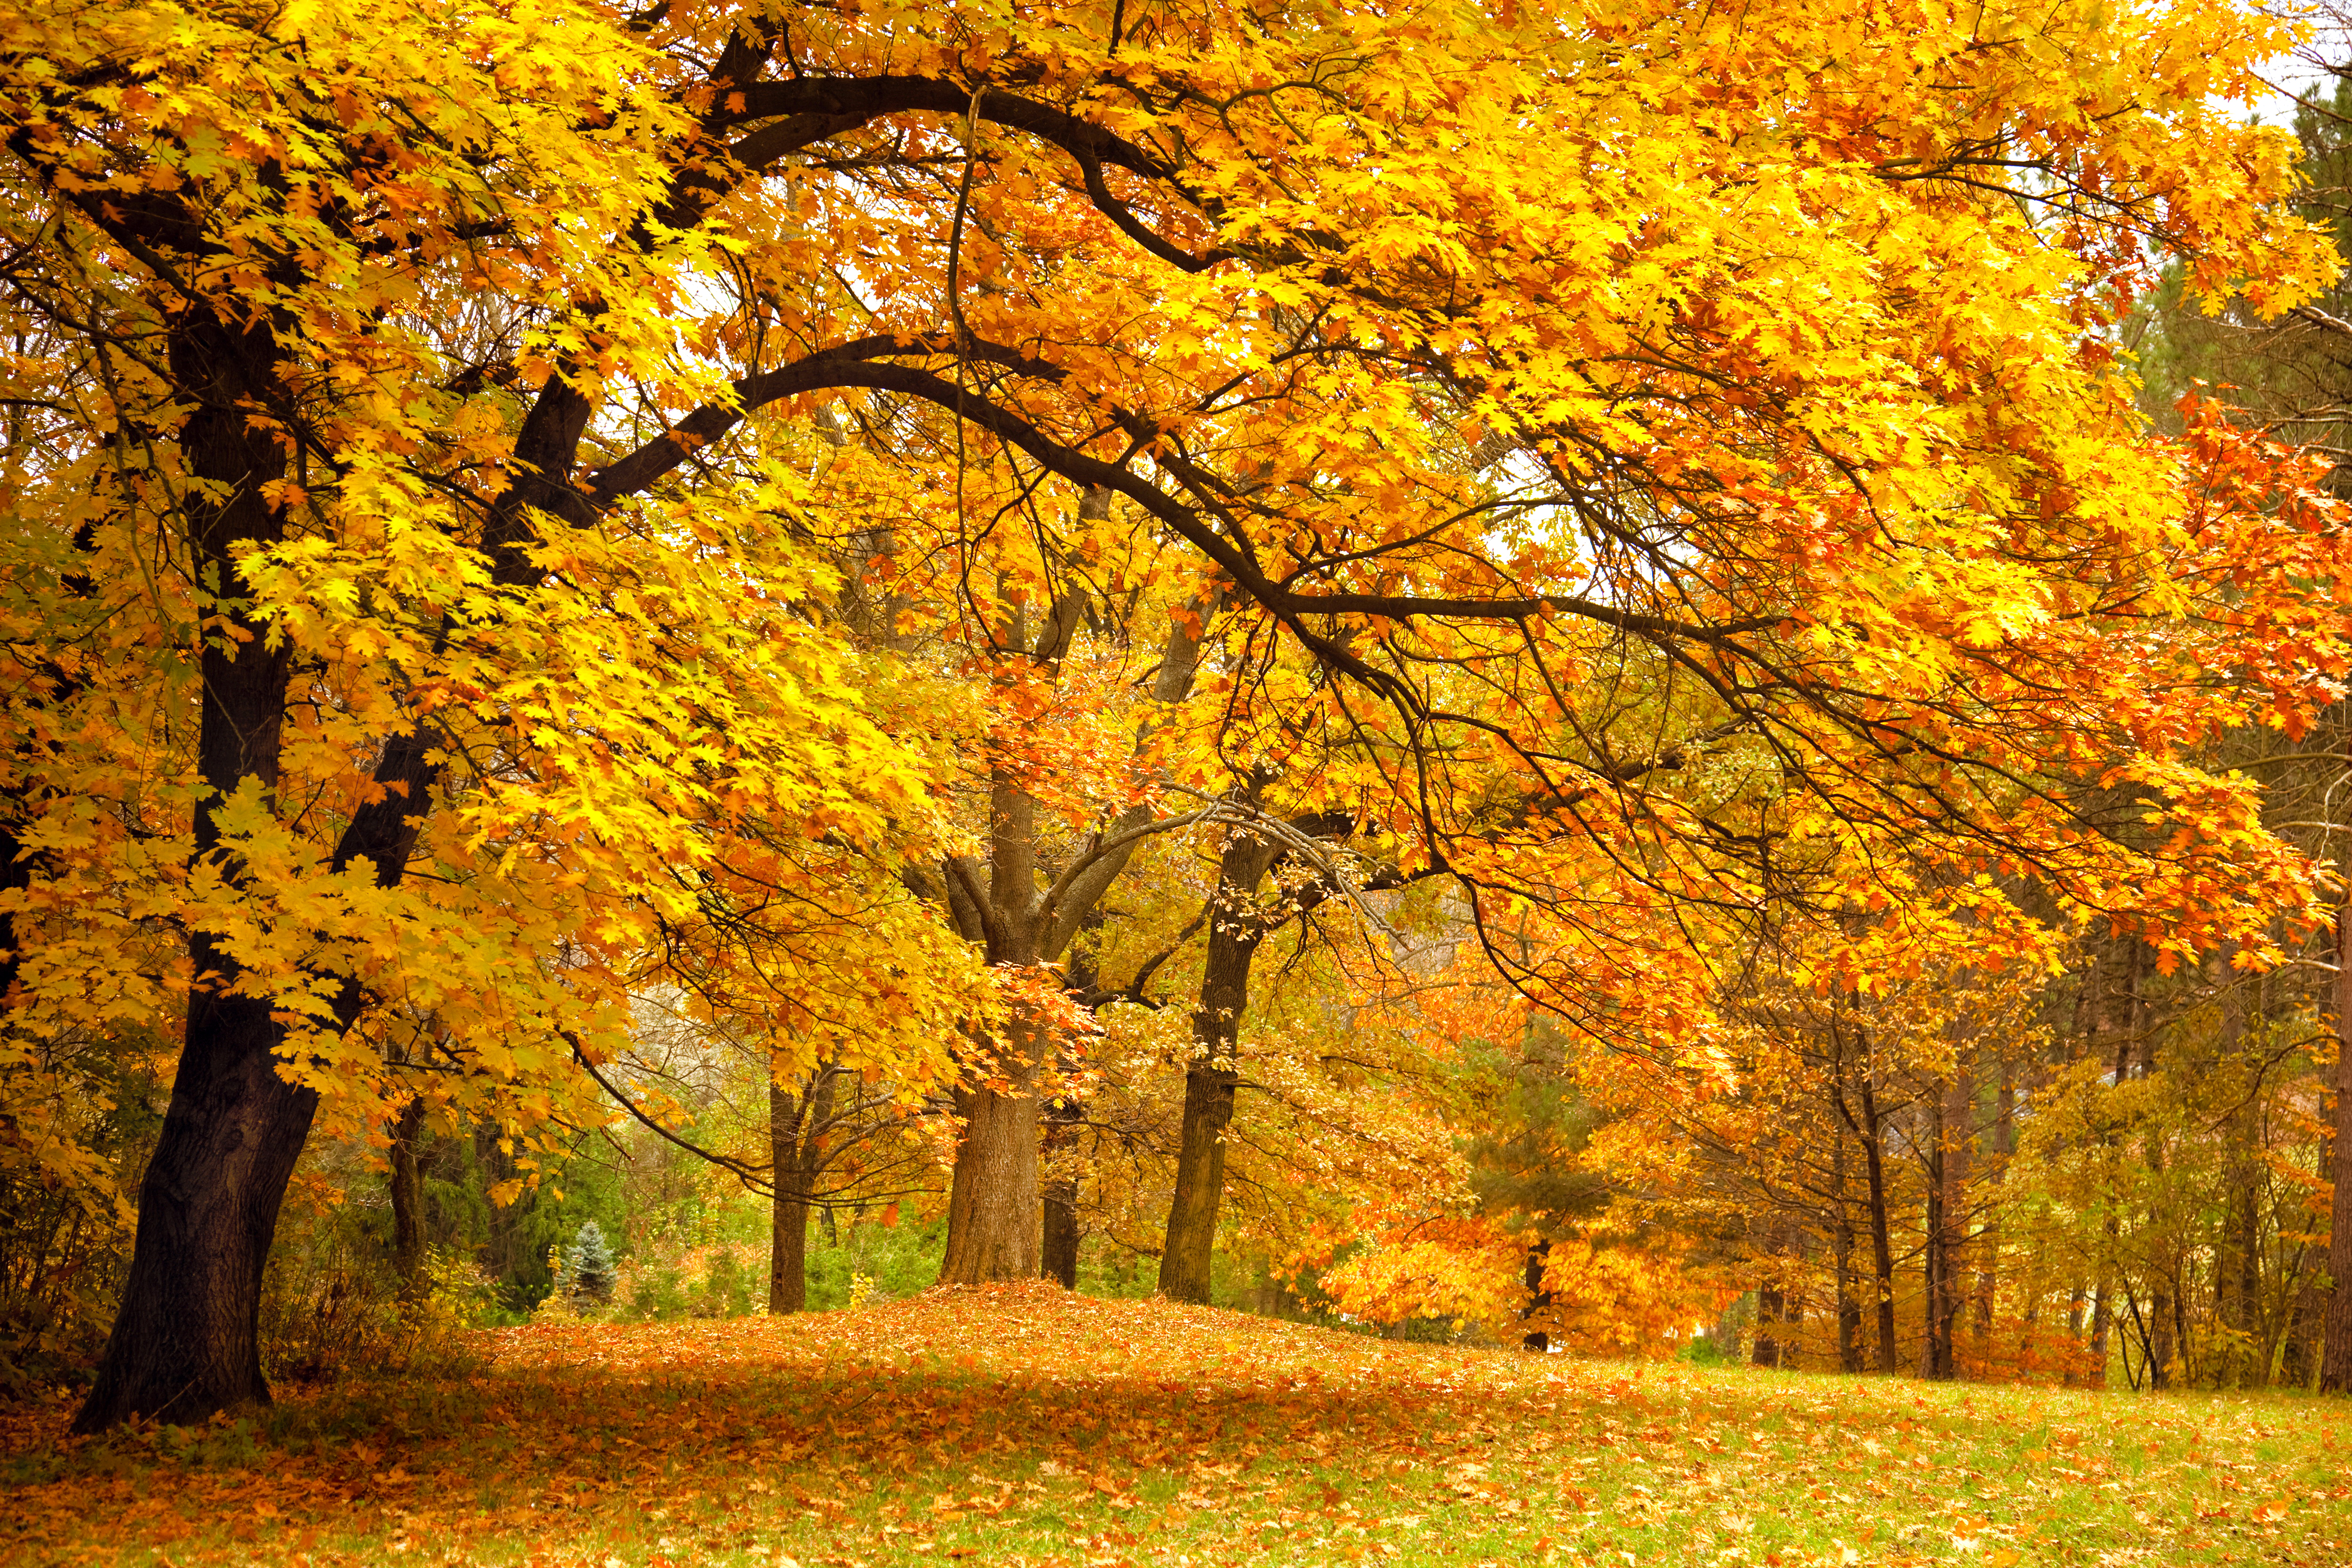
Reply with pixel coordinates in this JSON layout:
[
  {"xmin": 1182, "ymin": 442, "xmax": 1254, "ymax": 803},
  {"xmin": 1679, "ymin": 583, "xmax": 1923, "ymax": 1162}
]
[{"xmin": 4, "ymin": 0, "xmax": 2352, "ymax": 1427}]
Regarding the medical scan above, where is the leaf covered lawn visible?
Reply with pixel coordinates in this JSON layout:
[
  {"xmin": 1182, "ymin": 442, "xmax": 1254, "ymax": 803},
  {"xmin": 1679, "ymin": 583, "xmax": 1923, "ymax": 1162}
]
[{"xmin": 3, "ymin": 1284, "xmax": 2347, "ymax": 1567}]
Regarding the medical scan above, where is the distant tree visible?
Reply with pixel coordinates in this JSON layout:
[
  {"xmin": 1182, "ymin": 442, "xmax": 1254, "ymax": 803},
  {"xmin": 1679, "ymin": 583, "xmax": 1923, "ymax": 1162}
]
[{"xmin": 566, "ymin": 1223, "xmax": 617, "ymax": 1307}]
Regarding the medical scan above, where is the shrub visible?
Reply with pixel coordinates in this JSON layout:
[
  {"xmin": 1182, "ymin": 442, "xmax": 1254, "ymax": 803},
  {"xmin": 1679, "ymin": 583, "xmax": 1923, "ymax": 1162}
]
[
  {"xmin": 622, "ymin": 1263, "xmax": 686, "ymax": 1321},
  {"xmin": 694, "ymin": 1246, "xmax": 753, "ymax": 1317}
]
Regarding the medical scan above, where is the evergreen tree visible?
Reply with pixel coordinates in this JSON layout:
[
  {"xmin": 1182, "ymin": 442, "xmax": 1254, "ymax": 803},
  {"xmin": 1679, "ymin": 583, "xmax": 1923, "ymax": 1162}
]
[{"xmin": 566, "ymin": 1222, "xmax": 616, "ymax": 1306}]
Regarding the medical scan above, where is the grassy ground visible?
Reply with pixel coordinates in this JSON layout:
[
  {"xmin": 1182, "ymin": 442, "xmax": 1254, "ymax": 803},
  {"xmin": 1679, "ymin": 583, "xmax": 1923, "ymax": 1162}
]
[{"xmin": 1, "ymin": 1285, "xmax": 2345, "ymax": 1567}]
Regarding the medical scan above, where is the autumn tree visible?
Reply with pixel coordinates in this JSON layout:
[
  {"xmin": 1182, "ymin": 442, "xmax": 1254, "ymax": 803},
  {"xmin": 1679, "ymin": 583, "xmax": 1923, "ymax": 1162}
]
[{"xmin": 6, "ymin": 0, "xmax": 2350, "ymax": 1432}]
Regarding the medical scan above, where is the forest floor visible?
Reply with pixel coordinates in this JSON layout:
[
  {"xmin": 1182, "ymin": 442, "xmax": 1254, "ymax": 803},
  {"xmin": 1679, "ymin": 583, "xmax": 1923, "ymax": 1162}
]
[{"xmin": 0, "ymin": 1283, "xmax": 2345, "ymax": 1568}]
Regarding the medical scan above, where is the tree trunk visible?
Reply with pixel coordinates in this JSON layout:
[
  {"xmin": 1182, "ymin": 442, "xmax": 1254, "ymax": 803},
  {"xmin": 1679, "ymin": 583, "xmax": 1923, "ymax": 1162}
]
[
  {"xmin": 1922, "ymin": 1089, "xmax": 1950, "ymax": 1380},
  {"xmin": 1160, "ymin": 1067, "xmax": 1239, "ymax": 1302},
  {"xmin": 389, "ymin": 1096, "xmax": 428, "ymax": 1302},
  {"xmin": 73, "ymin": 973, "xmax": 317, "ymax": 1431},
  {"xmin": 939, "ymin": 765, "xmax": 1050, "ymax": 1286},
  {"xmin": 940, "ymin": 1064, "xmax": 1043, "ymax": 1283},
  {"xmin": 1859, "ymin": 1075, "xmax": 1899, "ymax": 1373},
  {"xmin": 2319, "ymin": 874, "xmax": 2352, "ymax": 1391},
  {"xmin": 936, "ymin": 579, "xmax": 1208, "ymax": 1286},
  {"xmin": 2283, "ymin": 1272, "xmax": 2322, "ymax": 1389},
  {"xmin": 2089, "ymin": 1279, "xmax": 2113, "ymax": 1388},
  {"xmin": 2149, "ymin": 1276, "xmax": 2177, "ymax": 1391},
  {"xmin": 769, "ymin": 1078, "xmax": 810, "ymax": 1313},
  {"xmin": 1159, "ymin": 829, "xmax": 1279, "ymax": 1303},
  {"xmin": 1040, "ymin": 1093, "xmax": 1081, "ymax": 1289},
  {"xmin": 1041, "ymin": 1171, "xmax": 1080, "ymax": 1289},
  {"xmin": 69, "ymin": 306, "xmax": 588, "ymax": 1431},
  {"xmin": 1521, "ymin": 1240, "xmax": 1553, "ymax": 1352},
  {"xmin": 0, "ymin": 525, "xmax": 95, "ymax": 1024},
  {"xmin": 74, "ymin": 311, "xmax": 309, "ymax": 1433},
  {"xmin": 1832, "ymin": 1130, "xmax": 1863, "ymax": 1373},
  {"xmin": 1040, "ymin": 911, "xmax": 1099, "ymax": 1290},
  {"xmin": 1753, "ymin": 1276, "xmax": 1785, "ymax": 1369},
  {"xmin": 2232, "ymin": 1175, "xmax": 2265, "ymax": 1387},
  {"xmin": 1971, "ymin": 1069, "xmax": 2012, "ymax": 1359}
]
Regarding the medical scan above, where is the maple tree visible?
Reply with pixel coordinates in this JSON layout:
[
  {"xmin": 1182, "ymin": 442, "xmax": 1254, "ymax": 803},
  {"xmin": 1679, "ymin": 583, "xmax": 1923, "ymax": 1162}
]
[{"xmin": 6, "ymin": 0, "xmax": 2352, "ymax": 1434}]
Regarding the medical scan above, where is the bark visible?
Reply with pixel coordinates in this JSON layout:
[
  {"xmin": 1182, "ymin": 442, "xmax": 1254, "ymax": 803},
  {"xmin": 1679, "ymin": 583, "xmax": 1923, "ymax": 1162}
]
[
  {"xmin": 2230, "ymin": 1176, "xmax": 2265, "ymax": 1386},
  {"xmin": 64, "ymin": 136, "xmax": 633, "ymax": 1428},
  {"xmin": 1921, "ymin": 1086, "xmax": 1950, "ymax": 1380},
  {"xmin": 474, "ymin": 1124, "xmax": 539, "ymax": 1301},
  {"xmin": 2149, "ymin": 1280, "xmax": 2177, "ymax": 1390},
  {"xmin": 1828, "ymin": 1008, "xmax": 1899, "ymax": 1373},
  {"xmin": 2319, "ymin": 874, "xmax": 2352, "ymax": 1391},
  {"xmin": 1040, "ymin": 1087, "xmax": 1081, "ymax": 1289},
  {"xmin": 73, "ymin": 311, "xmax": 311, "ymax": 1433},
  {"xmin": 1160, "ymin": 828, "xmax": 1281, "ymax": 1303},
  {"xmin": 1040, "ymin": 1167, "xmax": 1080, "ymax": 1289},
  {"xmin": 1521, "ymin": 1240, "xmax": 1553, "ymax": 1352},
  {"xmin": 939, "ymin": 1026, "xmax": 1046, "ymax": 1283},
  {"xmin": 389, "ymin": 1096, "xmax": 428, "ymax": 1302},
  {"xmin": 1753, "ymin": 1276, "xmax": 1785, "ymax": 1369},
  {"xmin": 2089, "ymin": 1280, "xmax": 2113, "ymax": 1388},
  {"xmin": 0, "ymin": 525, "xmax": 95, "ymax": 1017},
  {"xmin": 1832, "ymin": 1130, "xmax": 1863, "ymax": 1373},
  {"xmin": 2284, "ymin": 1274, "xmax": 2323, "ymax": 1389},
  {"xmin": 766, "ymin": 1074, "xmax": 817, "ymax": 1313},
  {"xmin": 768, "ymin": 1178, "xmax": 810, "ymax": 1315},
  {"xmin": 938, "ymin": 769, "xmax": 1050, "ymax": 1285},
  {"xmin": 1857, "ymin": 1075, "xmax": 1899, "ymax": 1372}
]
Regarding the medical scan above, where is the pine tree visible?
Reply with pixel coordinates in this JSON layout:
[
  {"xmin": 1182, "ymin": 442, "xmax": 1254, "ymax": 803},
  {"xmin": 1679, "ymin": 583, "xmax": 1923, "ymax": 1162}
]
[{"xmin": 566, "ymin": 1222, "xmax": 616, "ymax": 1306}]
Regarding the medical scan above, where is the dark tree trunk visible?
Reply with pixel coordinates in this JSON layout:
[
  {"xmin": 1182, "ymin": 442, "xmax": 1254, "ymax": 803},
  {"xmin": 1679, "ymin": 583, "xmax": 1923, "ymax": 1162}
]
[
  {"xmin": 1040, "ymin": 1077, "xmax": 1081, "ymax": 1289},
  {"xmin": 769, "ymin": 1186, "xmax": 810, "ymax": 1314},
  {"xmin": 473, "ymin": 1124, "xmax": 534, "ymax": 1298},
  {"xmin": 1753, "ymin": 1278, "xmax": 1785, "ymax": 1369},
  {"xmin": 63, "ymin": 172, "xmax": 601, "ymax": 1427},
  {"xmin": 2089, "ymin": 1279, "xmax": 2114, "ymax": 1388},
  {"xmin": 2149, "ymin": 1279, "xmax": 2177, "ymax": 1391},
  {"xmin": 1971, "ymin": 1069, "xmax": 2012, "ymax": 1356},
  {"xmin": 2284, "ymin": 1272, "xmax": 2323, "ymax": 1389},
  {"xmin": 2231, "ymin": 1176, "xmax": 2264, "ymax": 1386},
  {"xmin": 768, "ymin": 1066, "xmax": 837, "ymax": 1312},
  {"xmin": 0, "ymin": 523, "xmax": 96, "ymax": 1019},
  {"xmin": 769, "ymin": 1079, "xmax": 809, "ymax": 1313},
  {"xmin": 1921, "ymin": 1082, "xmax": 1954, "ymax": 1380},
  {"xmin": 1832, "ymin": 1130, "xmax": 1863, "ymax": 1373},
  {"xmin": 1159, "ymin": 829, "xmax": 1279, "ymax": 1304},
  {"xmin": 389, "ymin": 1096, "xmax": 428, "ymax": 1301},
  {"xmin": 73, "ymin": 971, "xmax": 318, "ymax": 1431},
  {"xmin": 74, "ymin": 311, "xmax": 310, "ymax": 1433},
  {"xmin": 1858, "ymin": 1075, "xmax": 1899, "ymax": 1373},
  {"xmin": 1041, "ymin": 1173, "xmax": 1080, "ymax": 1289},
  {"xmin": 1522, "ymin": 1239, "xmax": 1553, "ymax": 1352},
  {"xmin": 2320, "ymin": 874, "xmax": 2352, "ymax": 1392}
]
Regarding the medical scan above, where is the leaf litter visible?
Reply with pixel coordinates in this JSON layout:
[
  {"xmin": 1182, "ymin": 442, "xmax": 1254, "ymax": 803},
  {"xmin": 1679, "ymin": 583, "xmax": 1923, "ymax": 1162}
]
[{"xmin": 2, "ymin": 1283, "xmax": 2346, "ymax": 1567}]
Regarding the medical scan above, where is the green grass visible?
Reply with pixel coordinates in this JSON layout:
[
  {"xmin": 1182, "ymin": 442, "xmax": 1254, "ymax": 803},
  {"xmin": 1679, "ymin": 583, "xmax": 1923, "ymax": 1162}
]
[{"xmin": 1, "ymin": 1285, "xmax": 2345, "ymax": 1567}]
